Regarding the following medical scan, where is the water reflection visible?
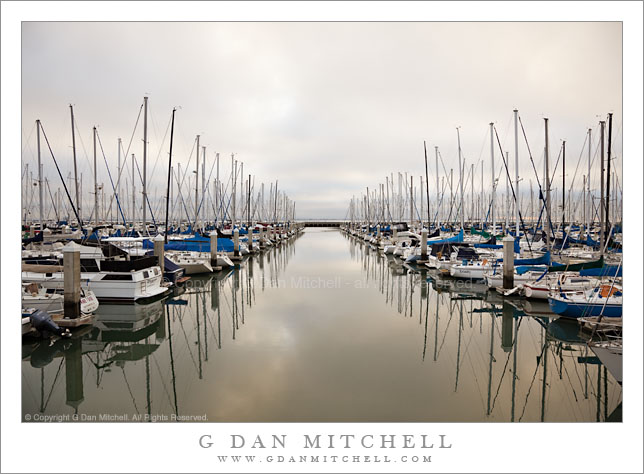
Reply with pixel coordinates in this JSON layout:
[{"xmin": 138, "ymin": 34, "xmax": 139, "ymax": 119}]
[
  {"xmin": 344, "ymin": 231, "xmax": 621, "ymax": 422},
  {"xmin": 22, "ymin": 229, "xmax": 620, "ymax": 422}
]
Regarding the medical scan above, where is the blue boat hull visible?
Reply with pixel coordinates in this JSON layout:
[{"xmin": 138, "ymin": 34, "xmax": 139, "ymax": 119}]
[{"xmin": 548, "ymin": 298, "xmax": 622, "ymax": 318}]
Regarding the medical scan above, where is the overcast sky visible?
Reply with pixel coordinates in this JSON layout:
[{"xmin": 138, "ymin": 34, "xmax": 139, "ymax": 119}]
[{"xmin": 21, "ymin": 21, "xmax": 622, "ymax": 219}]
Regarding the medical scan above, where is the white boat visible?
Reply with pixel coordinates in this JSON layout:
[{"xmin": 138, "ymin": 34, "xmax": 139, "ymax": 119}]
[
  {"xmin": 22, "ymin": 264, "xmax": 168, "ymax": 302},
  {"xmin": 484, "ymin": 269, "xmax": 547, "ymax": 289},
  {"xmin": 589, "ymin": 339, "xmax": 622, "ymax": 384},
  {"xmin": 22, "ymin": 282, "xmax": 99, "ymax": 314},
  {"xmin": 166, "ymin": 252, "xmax": 214, "ymax": 274},
  {"xmin": 450, "ymin": 261, "xmax": 494, "ymax": 279},
  {"xmin": 523, "ymin": 273, "xmax": 599, "ymax": 299}
]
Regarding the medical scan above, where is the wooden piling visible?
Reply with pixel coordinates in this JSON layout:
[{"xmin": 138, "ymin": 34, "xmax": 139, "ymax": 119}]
[
  {"xmin": 501, "ymin": 301, "xmax": 514, "ymax": 353},
  {"xmin": 502, "ymin": 236, "xmax": 515, "ymax": 290},
  {"xmin": 153, "ymin": 234, "xmax": 165, "ymax": 274},
  {"xmin": 63, "ymin": 244, "xmax": 81, "ymax": 319},
  {"xmin": 210, "ymin": 232, "xmax": 218, "ymax": 266},
  {"xmin": 233, "ymin": 227, "xmax": 240, "ymax": 258},
  {"xmin": 421, "ymin": 228, "xmax": 428, "ymax": 261}
]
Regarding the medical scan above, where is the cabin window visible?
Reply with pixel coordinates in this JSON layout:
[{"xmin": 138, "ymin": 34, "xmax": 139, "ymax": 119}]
[
  {"xmin": 143, "ymin": 271, "xmax": 149, "ymax": 278},
  {"xmin": 154, "ymin": 268, "xmax": 159, "ymax": 276},
  {"xmin": 102, "ymin": 274, "xmax": 132, "ymax": 281}
]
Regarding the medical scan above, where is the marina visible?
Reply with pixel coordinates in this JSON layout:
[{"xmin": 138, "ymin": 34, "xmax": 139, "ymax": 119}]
[
  {"xmin": 22, "ymin": 227, "xmax": 622, "ymax": 422},
  {"xmin": 19, "ymin": 95, "xmax": 624, "ymax": 423}
]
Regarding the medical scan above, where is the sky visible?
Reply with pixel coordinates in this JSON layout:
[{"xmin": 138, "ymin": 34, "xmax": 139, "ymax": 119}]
[{"xmin": 21, "ymin": 21, "xmax": 622, "ymax": 220}]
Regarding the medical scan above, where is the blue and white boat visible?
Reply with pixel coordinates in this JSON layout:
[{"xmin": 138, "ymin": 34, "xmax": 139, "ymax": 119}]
[{"xmin": 548, "ymin": 284, "xmax": 623, "ymax": 318}]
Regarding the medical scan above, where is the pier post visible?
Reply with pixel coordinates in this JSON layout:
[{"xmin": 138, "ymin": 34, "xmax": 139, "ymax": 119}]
[
  {"xmin": 502, "ymin": 235, "xmax": 515, "ymax": 289},
  {"xmin": 64, "ymin": 338, "xmax": 84, "ymax": 412},
  {"xmin": 153, "ymin": 234, "xmax": 165, "ymax": 274},
  {"xmin": 501, "ymin": 301, "xmax": 514, "ymax": 353},
  {"xmin": 29, "ymin": 224, "xmax": 36, "ymax": 238},
  {"xmin": 393, "ymin": 227, "xmax": 398, "ymax": 240},
  {"xmin": 233, "ymin": 227, "xmax": 240, "ymax": 258},
  {"xmin": 210, "ymin": 232, "xmax": 218, "ymax": 266},
  {"xmin": 63, "ymin": 244, "xmax": 81, "ymax": 319},
  {"xmin": 421, "ymin": 228, "xmax": 428, "ymax": 261}
]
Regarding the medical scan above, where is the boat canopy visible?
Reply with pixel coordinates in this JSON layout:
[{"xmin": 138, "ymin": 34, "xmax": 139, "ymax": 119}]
[
  {"xmin": 428, "ymin": 229, "xmax": 464, "ymax": 245},
  {"xmin": 515, "ymin": 251, "xmax": 551, "ymax": 266}
]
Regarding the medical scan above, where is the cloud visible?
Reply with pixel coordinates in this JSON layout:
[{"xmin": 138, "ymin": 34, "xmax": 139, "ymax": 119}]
[{"xmin": 22, "ymin": 22, "xmax": 621, "ymax": 220}]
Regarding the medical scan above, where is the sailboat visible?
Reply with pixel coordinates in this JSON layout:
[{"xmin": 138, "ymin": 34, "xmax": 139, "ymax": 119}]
[{"xmin": 548, "ymin": 283, "xmax": 623, "ymax": 318}]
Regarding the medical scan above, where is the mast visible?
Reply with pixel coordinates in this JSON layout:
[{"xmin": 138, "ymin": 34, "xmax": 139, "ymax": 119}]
[
  {"xmin": 449, "ymin": 169, "xmax": 453, "ymax": 226},
  {"xmin": 232, "ymin": 154, "xmax": 236, "ymax": 225},
  {"xmin": 505, "ymin": 152, "xmax": 510, "ymax": 232},
  {"xmin": 36, "ymin": 119, "xmax": 43, "ymax": 232},
  {"xmin": 514, "ymin": 109, "xmax": 520, "ymax": 236},
  {"xmin": 117, "ymin": 138, "xmax": 121, "ymax": 225},
  {"xmin": 195, "ymin": 135, "xmax": 200, "ymax": 229},
  {"xmin": 240, "ymin": 162, "xmax": 244, "ymax": 225},
  {"xmin": 247, "ymin": 174, "xmax": 251, "ymax": 228},
  {"xmin": 457, "ymin": 127, "xmax": 464, "ymax": 230},
  {"xmin": 435, "ymin": 146, "xmax": 440, "ymax": 229},
  {"xmin": 164, "ymin": 108, "xmax": 176, "ymax": 244},
  {"xmin": 606, "ymin": 113, "xmax": 613, "ymax": 241},
  {"xmin": 142, "ymin": 96, "xmax": 148, "ymax": 232},
  {"xmin": 273, "ymin": 180, "xmax": 278, "ymax": 225},
  {"xmin": 215, "ymin": 152, "xmax": 220, "ymax": 226},
  {"xmin": 530, "ymin": 180, "xmax": 534, "ymax": 232},
  {"xmin": 544, "ymin": 118, "xmax": 551, "ymax": 249},
  {"xmin": 490, "ymin": 123, "xmax": 495, "ymax": 233},
  {"xmin": 599, "ymin": 120, "xmax": 605, "ymax": 254},
  {"xmin": 409, "ymin": 176, "xmax": 414, "ymax": 227},
  {"xmin": 202, "ymin": 146, "xmax": 206, "ymax": 227},
  {"xmin": 423, "ymin": 141, "xmax": 431, "ymax": 227},
  {"xmin": 562, "ymin": 140, "xmax": 566, "ymax": 230},
  {"xmin": 93, "ymin": 126, "xmax": 99, "ymax": 226},
  {"xmin": 132, "ymin": 154, "xmax": 136, "ymax": 227},
  {"xmin": 385, "ymin": 177, "xmax": 391, "ymax": 224},
  {"xmin": 80, "ymin": 173, "xmax": 83, "ymax": 223},
  {"xmin": 470, "ymin": 163, "xmax": 474, "ymax": 228},
  {"xmin": 69, "ymin": 105, "xmax": 80, "ymax": 221},
  {"xmin": 587, "ymin": 128, "xmax": 592, "ymax": 234},
  {"xmin": 261, "ymin": 182, "xmax": 264, "ymax": 222},
  {"xmin": 480, "ymin": 160, "xmax": 484, "ymax": 227},
  {"xmin": 582, "ymin": 175, "xmax": 586, "ymax": 236}
]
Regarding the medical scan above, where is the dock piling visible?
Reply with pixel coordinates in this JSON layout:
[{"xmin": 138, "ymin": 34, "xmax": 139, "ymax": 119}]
[
  {"xmin": 502, "ymin": 235, "xmax": 515, "ymax": 290},
  {"xmin": 421, "ymin": 228, "xmax": 428, "ymax": 261},
  {"xmin": 154, "ymin": 234, "xmax": 165, "ymax": 274},
  {"xmin": 210, "ymin": 232, "xmax": 218, "ymax": 266},
  {"xmin": 63, "ymin": 245, "xmax": 81, "ymax": 319},
  {"xmin": 233, "ymin": 227, "xmax": 240, "ymax": 257}
]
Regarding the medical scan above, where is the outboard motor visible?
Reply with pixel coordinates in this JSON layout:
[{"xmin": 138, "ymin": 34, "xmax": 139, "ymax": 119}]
[{"xmin": 29, "ymin": 309, "xmax": 71, "ymax": 339}]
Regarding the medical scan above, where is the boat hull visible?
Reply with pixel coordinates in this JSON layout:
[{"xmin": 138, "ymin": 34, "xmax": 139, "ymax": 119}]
[{"xmin": 548, "ymin": 297, "xmax": 622, "ymax": 318}]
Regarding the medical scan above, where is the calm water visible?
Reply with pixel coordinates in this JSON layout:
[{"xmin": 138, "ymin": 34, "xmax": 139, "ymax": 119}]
[{"xmin": 22, "ymin": 228, "xmax": 622, "ymax": 422}]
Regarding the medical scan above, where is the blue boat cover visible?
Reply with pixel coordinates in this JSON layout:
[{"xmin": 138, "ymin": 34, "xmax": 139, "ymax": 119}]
[
  {"xmin": 515, "ymin": 251, "xmax": 551, "ymax": 266},
  {"xmin": 142, "ymin": 237, "xmax": 234, "ymax": 252},
  {"xmin": 428, "ymin": 229, "xmax": 464, "ymax": 245},
  {"xmin": 515, "ymin": 265, "xmax": 548, "ymax": 275}
]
